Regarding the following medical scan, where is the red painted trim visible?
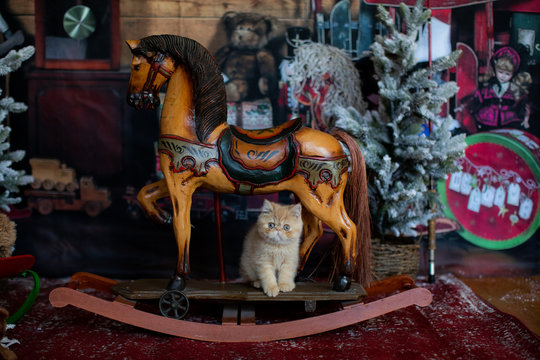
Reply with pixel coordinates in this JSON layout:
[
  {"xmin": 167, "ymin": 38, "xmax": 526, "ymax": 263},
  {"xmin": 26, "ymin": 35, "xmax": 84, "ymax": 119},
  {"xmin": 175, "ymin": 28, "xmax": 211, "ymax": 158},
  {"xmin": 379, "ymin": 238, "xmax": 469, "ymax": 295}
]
[
  {"xmin": 298, "ymin": 154, "xmax": 349, "ymax": 161},
  {"xmin": 160, "ymin": 134, "xmax": 216, "ymax": 149},
  {"xmin": 363, "ymin": 0, "xmax": 493, "ymax": 9}
]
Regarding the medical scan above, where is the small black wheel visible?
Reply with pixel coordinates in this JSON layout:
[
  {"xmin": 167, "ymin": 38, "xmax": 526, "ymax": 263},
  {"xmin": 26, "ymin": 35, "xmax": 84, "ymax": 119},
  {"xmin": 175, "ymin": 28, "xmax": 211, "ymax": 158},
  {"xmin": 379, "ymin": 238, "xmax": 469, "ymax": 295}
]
[{"xmin": 159, "ymin": 290, "xmax": 189, "ymax": 319}]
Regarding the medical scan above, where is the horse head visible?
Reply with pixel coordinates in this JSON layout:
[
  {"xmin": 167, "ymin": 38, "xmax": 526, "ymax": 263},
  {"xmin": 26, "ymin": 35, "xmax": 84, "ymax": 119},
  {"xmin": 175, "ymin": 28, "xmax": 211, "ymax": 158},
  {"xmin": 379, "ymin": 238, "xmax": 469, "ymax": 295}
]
[{"xmin": 126, "ymin": 39, "xmax": 175, "ymax": 110}]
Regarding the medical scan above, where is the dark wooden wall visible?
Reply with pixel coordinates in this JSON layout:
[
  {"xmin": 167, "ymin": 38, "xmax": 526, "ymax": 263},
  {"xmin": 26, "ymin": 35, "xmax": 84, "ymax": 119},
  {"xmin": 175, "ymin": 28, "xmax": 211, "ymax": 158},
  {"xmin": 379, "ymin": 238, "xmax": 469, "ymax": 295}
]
[{"xmin": 5, "ymin": 0, "xmax": 362, "ymax": 69}]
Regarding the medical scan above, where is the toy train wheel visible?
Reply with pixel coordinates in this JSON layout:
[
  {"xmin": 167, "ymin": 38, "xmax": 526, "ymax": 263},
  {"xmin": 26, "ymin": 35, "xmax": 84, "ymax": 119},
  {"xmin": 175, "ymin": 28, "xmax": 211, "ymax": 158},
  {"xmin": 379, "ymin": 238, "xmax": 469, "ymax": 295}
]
[
  {"xmin": 55, "ymin": 182, "xmax": 66, "ymax": 192},
  {"xmin": 31, "ymin": 179, "xmax": 41, "ymax": 190},
  {"xmin": 159, "ymin": 290, "xmax": 189, "ymax": 319},
  {"xmin": 37, "ymin": 199, "xmax": 53, "ymax": 215},
  {"xmin": 66, "ymin": 182, "xmax": 77, "ymax": 192},
  {"xmin": 42, "ymin": 179, "xmax": 54, "ymax": 191},
  {"xmin": 84, "ymin": 201, "xmax": 102, "ymax": 217}
]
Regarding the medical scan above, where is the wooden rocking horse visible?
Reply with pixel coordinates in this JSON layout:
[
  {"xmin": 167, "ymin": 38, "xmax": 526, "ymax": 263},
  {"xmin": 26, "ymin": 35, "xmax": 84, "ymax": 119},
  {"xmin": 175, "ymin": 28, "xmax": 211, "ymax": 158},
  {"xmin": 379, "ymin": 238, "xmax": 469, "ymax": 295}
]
[
  {"xmin": 49, "ymin": 35, "xmax": 432, "ymax": 342},
  {"xmin": 125, "ymin": 34, "xmax": 371, "ymax": 292}
]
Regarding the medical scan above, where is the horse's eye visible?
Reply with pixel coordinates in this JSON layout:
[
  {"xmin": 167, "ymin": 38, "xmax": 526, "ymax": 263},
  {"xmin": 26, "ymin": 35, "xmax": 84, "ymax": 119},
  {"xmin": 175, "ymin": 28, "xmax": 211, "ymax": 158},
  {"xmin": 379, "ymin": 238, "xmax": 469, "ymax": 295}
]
[
  {"xmin": 134, "ymin": 65, "xmax": 140, "ymax": 71},
  {"xmin": 268, "ymin": 222, "xmax": 275, "ymax": 229}
]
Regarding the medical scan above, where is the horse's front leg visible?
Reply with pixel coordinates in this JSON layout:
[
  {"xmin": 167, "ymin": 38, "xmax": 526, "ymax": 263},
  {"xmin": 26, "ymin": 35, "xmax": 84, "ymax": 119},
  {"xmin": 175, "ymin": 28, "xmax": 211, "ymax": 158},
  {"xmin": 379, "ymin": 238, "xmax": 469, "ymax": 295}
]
[
  {"xmin": 166, "ymin": 180, "xmax": 199, "ymax": 291},
  {"xmin": 137, "ymin": 179, "xmax": 172, "ymax": 225}
]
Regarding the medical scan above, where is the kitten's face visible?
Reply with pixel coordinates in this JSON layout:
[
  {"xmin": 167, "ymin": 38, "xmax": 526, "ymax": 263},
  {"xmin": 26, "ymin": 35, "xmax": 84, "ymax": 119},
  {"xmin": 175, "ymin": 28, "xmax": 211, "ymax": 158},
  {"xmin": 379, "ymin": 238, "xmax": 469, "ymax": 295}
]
[{"xmin": 257, "ymin": 200, "xmax": 303, "ymax": 245}]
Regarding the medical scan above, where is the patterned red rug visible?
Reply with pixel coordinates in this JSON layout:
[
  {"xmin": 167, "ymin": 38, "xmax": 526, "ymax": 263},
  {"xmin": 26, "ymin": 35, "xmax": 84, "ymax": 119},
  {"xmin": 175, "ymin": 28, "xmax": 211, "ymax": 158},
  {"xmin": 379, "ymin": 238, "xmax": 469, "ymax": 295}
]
[{"xmin": 1, "ymin": 273, "xmax": 539, "ymax": 360}]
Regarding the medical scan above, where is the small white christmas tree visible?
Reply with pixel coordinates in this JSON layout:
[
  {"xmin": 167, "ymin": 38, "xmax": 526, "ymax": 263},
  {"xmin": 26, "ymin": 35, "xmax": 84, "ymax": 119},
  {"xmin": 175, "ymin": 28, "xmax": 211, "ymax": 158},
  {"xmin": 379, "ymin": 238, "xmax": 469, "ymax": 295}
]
[
  {"xmin": 0, "ymin": 45, "xmax": 34, "ymax": 212},
  {"xmin": 336, "ymin": 0, "xmax": 466, "ymax": 237}
]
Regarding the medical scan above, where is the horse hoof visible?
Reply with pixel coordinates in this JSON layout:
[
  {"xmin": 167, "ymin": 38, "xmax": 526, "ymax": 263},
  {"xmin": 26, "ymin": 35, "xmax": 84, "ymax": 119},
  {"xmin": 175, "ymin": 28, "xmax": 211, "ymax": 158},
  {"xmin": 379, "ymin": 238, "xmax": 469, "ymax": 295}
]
[
  {"xmin": 167, "ymin": 276, "xmax": 186, "ymax": 291},
  {"xmin": 333, "ymin": 276, "xmax": 351, "ymax": 292}
]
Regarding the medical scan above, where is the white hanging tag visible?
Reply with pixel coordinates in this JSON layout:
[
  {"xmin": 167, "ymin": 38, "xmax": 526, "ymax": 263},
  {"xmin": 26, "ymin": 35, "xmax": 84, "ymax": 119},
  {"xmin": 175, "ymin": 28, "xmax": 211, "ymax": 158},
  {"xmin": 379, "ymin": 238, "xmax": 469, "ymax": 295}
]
[
  {"xmin": 460, "ymin": 173, "xmax": 473, "ymax": 195},
  {"xmin": 467, "ymin": 188, "xmax": 482, "ymax": 213},
  {"xmin": 448, "ymin": 172, "xmax": 462, "ymax": 192},
  {"xmin": 494, "ymin": 186, "xmax": 506, "ymax": 208},
  {"xmin": 481, "ymin": 184, "xmax": 495, "ymax": 207},
  {"xmin": 518, "ymin": 198, "xmax": 533, "ymax": 220},
  {"xmin": 507, "ymin": 183, "xmax": 521, "ymax": 206}
]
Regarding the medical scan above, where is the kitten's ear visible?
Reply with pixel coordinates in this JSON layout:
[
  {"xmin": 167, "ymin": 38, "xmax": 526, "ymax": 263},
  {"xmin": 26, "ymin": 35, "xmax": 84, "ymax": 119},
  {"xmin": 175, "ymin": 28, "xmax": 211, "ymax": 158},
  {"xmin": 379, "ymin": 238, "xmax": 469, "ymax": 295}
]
[
  {"xmin": 261, "ymin": 199, "xmax": 273, "ymax": 214},
  {"xmin": 291, "ymin": 203, "xmax": 302, "ymax": 218}
]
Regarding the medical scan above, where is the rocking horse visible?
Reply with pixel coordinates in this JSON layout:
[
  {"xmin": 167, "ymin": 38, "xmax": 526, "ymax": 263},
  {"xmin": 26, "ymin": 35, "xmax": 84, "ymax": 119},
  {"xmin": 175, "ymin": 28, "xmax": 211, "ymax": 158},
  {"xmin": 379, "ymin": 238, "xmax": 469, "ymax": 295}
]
[
  {"xmin": 125, "ymin": 34, "xmax": 371, "ymax": 292},
  {"xmin": 49, "ymin": 35, "xmax": 432, "ymax": 342}
]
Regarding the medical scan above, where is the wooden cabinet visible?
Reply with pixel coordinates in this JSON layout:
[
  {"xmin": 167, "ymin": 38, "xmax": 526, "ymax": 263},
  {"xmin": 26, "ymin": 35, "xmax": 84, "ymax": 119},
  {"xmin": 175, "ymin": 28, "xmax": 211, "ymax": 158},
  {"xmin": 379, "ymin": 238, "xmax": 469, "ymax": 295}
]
[
  {"xmin": 27, "ymin": 70, "xmax": 158, "ymax": 187},
  {"xmin": 34, "ymin": 0, "xmax": 120, "ymax": 70}
]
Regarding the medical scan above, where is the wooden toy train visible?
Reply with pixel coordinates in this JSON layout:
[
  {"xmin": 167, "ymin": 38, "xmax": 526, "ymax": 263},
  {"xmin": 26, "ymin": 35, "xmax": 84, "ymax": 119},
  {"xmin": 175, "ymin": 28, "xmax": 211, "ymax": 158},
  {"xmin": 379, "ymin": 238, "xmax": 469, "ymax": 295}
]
[{"xmin": 25, "ymin": 158, "xmax": 111, "ymax": 217}]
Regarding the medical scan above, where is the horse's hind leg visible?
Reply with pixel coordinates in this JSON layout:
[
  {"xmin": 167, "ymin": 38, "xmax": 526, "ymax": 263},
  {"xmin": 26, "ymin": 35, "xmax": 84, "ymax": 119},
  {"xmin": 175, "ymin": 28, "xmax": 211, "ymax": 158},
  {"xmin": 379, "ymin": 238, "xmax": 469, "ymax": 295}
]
[
  {"xmin": 325, "ymin": 208, "xmax": 357, "ymax": 291},
  {"xmin": 298, "ymin": 209, "xmax": 323, "ymax": 273},
  {"xmin": 295, "ymin": 185, "xmax": 357, "ymax": 291}
]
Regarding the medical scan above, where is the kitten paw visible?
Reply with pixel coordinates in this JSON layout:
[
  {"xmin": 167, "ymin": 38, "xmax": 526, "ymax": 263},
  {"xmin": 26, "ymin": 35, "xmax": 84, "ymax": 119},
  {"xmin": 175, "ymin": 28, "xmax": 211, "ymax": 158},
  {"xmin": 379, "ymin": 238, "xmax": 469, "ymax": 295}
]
[
  {"xmin": 279, "ymin": 282, "xmax": 295, "ymax": 292},
  {"xmin": 264, "ymin": 285, "xmax": 280, "ymax": 297},
  {"xmin": 252, "ymin": 280, "xmax": 261, "ymax": 288}
]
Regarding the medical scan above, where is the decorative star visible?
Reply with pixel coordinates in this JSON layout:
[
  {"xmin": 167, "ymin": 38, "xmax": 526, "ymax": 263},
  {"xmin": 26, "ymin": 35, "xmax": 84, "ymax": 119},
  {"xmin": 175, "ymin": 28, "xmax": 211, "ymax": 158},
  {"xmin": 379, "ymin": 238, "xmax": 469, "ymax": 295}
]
[
  {"xmin": 472, "ymin": 175, "xmax": 478, "ymax": 188},
  {"xmin": 497, "ymin": 205, "xmax": 509, "ymax": 217},
  {"xmin": 509, "ymin": 212, "xmax": 519, "ymax": 226}
]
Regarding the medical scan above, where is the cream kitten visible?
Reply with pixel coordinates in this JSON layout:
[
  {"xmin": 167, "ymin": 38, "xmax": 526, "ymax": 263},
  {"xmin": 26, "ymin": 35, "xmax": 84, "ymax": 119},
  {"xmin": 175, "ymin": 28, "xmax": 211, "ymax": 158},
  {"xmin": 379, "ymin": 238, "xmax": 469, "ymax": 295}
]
[{"xmin": 239, "ymin": 200, "xmax": 303, "ymax": 297}]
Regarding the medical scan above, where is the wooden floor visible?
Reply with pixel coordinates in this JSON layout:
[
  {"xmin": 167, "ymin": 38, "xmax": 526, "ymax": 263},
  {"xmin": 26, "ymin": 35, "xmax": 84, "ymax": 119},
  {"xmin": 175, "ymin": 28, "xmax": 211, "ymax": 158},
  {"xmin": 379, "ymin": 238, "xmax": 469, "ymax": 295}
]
[{"xmin": 459, "ymin": 275, "xmax": 540, "ymax": 336}]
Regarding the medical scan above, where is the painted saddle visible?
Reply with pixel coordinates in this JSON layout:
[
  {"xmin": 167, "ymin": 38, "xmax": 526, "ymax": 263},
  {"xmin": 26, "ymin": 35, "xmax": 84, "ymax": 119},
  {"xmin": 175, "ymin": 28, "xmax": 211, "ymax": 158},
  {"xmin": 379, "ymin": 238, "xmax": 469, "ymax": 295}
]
[{"xmin": 218, "ymin": 118, "xmax": 302, "ymax": 193}]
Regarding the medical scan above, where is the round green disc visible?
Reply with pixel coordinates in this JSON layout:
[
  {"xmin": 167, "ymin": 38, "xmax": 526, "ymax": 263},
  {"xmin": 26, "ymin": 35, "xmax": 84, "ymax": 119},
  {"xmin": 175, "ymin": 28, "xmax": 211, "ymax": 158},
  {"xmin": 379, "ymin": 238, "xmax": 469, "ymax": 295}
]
[{"xmin": 63, "ymin": 5, "xmax": 96, "ymax": 40}]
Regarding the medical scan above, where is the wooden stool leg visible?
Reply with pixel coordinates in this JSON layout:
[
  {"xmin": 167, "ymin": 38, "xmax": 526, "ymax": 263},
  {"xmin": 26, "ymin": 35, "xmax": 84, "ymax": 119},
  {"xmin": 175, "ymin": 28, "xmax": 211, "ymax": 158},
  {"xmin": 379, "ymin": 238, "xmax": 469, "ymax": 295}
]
[{"xmin": 214, "ymin": 192, "xmax": 226, "ymax": 283}]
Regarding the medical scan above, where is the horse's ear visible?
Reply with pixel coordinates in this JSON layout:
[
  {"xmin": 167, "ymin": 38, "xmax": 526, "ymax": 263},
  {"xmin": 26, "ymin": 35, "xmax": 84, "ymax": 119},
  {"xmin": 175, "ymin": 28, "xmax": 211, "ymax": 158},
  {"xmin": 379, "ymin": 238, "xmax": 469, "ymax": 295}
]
[{"xmin": 125, "ymin": 40, "xmax": 140, "ymax": 51}]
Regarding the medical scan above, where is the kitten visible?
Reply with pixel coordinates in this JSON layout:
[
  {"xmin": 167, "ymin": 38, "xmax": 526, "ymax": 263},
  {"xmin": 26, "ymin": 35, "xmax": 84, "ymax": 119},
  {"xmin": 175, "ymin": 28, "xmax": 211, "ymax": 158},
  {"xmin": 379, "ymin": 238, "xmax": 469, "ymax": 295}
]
[{"xmin": 239, "ymin": 200, "xmax": 303, "ymax": 297}]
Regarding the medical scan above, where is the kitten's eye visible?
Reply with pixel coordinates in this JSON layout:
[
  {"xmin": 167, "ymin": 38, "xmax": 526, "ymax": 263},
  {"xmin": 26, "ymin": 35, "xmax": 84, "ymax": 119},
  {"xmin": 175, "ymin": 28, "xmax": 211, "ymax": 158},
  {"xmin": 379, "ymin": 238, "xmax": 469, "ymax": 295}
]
[
  {"xmin": 283, "ymin": 224, "xmax": 291, "ymax": 231},
  {"xmin": 268, "ymin": 222, "xmax": 275, "ymax": 229}
]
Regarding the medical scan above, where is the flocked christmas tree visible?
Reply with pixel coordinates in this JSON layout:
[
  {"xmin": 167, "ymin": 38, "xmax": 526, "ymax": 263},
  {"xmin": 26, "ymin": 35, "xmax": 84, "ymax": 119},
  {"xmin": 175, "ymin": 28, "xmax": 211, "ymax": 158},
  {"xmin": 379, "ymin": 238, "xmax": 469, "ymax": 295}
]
[
  {"xmin": 335, "ymin": 0, "xmax": 466, "ymax": 237},
  {"xmin": 0, "ymin": 45, "xmax": 34, "ymax": 212}
]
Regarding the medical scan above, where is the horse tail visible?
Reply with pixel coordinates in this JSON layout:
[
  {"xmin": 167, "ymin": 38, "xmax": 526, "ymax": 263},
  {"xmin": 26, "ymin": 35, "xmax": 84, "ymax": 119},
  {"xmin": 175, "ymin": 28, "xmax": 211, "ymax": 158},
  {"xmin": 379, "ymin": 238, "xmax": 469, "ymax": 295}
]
[{"xmin": 333, "ymin": 129, "xmax": 372, "ymax": 287}]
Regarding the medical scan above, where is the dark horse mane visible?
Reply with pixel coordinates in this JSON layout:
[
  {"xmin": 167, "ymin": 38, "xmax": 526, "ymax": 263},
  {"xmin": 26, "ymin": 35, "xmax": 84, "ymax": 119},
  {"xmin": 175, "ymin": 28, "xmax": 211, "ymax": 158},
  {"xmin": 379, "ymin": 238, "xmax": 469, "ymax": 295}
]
[{"xmin": 136, "ymin": 34, "xmax": 227, "ymax": 143}]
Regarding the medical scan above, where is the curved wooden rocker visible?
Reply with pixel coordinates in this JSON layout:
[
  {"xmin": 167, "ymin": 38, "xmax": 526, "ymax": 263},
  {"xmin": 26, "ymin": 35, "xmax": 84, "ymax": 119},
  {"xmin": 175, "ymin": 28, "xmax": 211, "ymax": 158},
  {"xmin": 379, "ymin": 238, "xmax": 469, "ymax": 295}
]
[{"xmin": 49, "ymin": 272, "xmax": 432, "ymax": 343}]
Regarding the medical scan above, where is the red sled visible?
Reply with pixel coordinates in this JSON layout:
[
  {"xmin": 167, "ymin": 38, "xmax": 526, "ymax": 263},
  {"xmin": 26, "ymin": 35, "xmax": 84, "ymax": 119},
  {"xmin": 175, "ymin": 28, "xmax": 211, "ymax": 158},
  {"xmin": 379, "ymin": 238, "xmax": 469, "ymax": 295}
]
[{"xmin": 0, "ymin": 254, "xmax": 40, "ymax": 323}]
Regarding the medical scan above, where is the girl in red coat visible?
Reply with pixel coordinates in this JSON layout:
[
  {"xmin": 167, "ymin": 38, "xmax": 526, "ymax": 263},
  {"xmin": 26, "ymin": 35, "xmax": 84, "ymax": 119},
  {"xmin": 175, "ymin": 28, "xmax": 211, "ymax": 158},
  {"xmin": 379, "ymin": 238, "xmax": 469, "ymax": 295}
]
[{"xmin": 469, "ymin": 46, "xmax": 532, "ymax": 131}]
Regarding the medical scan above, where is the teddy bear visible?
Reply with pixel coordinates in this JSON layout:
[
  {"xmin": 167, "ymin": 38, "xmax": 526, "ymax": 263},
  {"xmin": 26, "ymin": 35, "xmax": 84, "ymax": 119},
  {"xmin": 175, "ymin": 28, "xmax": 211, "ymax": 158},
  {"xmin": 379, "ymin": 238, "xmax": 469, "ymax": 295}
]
[
  {"xmin": 0, "ymin": 307, "xmax": 17, "ymax": 360},
  {"xmin": 214, "ymin": 11, "xmax": 282, "ymax": 102},
  {"xmin": 0, "ymin": 214, "xmax": 15, "ymax": 259}
]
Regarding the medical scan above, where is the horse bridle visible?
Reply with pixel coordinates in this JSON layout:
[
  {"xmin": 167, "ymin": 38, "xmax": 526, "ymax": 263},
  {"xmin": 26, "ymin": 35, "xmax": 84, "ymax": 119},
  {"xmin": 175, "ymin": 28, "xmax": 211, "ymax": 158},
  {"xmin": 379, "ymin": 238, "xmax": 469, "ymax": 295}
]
[
  {"xmin": 143, "ymin": 52, "xmax": 174, "ymax": 93},
  {"xmin": 128, "ymin": 51, "xmax": 174, "ymax": 109}
]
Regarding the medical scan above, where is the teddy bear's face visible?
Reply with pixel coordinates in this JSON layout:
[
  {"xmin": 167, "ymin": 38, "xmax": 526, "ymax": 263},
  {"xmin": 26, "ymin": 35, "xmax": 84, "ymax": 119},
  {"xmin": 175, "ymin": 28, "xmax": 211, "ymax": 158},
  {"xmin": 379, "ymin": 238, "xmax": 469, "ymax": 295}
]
[{"xmin": 229, "ymin": 20, "xmax": 269, "ymax": 50}]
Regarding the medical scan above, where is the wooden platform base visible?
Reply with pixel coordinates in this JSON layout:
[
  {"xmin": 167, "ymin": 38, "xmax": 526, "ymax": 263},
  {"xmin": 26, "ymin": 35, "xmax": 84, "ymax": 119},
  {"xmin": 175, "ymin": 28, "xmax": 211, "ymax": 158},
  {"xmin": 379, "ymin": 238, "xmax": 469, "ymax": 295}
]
[
  {"xmin": 49, "ymin": 273, "xmax": 432, "ymax": 342},
  {"xmin": 112, "ymin": 278, "xmax": 367, "ymax": 302}
]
